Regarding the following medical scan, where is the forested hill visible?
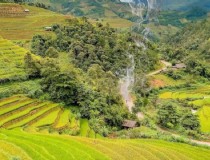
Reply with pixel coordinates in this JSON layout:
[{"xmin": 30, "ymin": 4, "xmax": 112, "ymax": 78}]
[
  {"xmin": 27, "ymin": 0, "xmax": 131, "ymax": 19},
  {"xmin": 163, "ymin": 19, "xmax": 210, "ymax": 78},
  {"xmin": 162, "ymin": 0, "xmax": 210, "ymax": 10}
]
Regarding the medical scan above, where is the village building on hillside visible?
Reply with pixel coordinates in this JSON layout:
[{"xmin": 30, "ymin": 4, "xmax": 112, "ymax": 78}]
[
  {"xmin": 45, "ymin": 26, "xmax": 52, "ymax": 31},
  {"xmin": 172, "ymin": 63, "xmax": 186, "ymax": 69},
  {"xmin": 24, "ymin": 9, "xmax": 30, "ymax": 12},
  {"xmin": 122, "ymin": 120, "xmax": 137, "ymax": 129}
]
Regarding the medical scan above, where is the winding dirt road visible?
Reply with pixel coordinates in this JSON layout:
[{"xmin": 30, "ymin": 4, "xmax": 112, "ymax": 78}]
[{"xmin": 147, "ymin": 60, "xmax": 172, "ymax": 76}]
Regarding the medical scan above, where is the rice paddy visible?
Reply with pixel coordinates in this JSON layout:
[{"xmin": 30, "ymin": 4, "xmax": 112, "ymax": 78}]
[
  {"xmin": 0, "ymin": 37, "xmax": 28, "ymax": 82},
  {"xmin": 159, "ymin": 84, "xmax": 210, "ymax": 133},
  {"xmin": 0, "ymin": 3, "xmax": 71, "ymax": 40},
  {"xmin": 0, "ymin": 128, "xmax": 210, "ymax": 160},
  {"xmin": 0, "ymin": 95, "xmax": 81, "ymax": 134}
]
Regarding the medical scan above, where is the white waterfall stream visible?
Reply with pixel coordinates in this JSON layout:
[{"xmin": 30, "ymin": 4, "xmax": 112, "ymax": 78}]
[{"xmin": 120, "ymin": 0, "xmax": 160, "ymax": 116}]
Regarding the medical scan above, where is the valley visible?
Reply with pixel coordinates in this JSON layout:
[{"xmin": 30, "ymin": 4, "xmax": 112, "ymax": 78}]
[{"xmin": 0, "ymin": 0, "xmax": 210, "ymax": 160}]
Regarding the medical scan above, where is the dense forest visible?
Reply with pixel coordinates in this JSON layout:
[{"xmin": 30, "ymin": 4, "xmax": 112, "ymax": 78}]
[{"xmin": 24, "ymin": 17, "xmax": 159, "ymax": 134}]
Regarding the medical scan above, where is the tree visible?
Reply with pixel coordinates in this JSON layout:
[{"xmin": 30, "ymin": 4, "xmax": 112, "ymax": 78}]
[
  {"xmin": 89, "ymin": 118, "xmax": 108, "ymax": 138},
  {"xmin": 45, "ymin": 47, "xmax": 59, "ymax": 58},
  {"xmin": 157, "ymin": 102, "xmax": 181, "ymax": 128},
  {"xmin": 24, "ymin": 52, "xmax": 41, "ymax": 78},
  {"xmin": 181, "ymin": 112, "xmax": 200, "ymax": 131},
  {"xmin": 41, "ymin": 71, "xmax": 79, "ymax": 105}
]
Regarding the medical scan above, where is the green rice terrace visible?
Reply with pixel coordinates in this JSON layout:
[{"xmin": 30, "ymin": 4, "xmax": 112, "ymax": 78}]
[
  {"xmin": 0, "ymin": 37, "xmax": 29, "ymax": 82},
  {"xmin": 1, "ymin": 1, "xmax": 210, "ymax": 160},
  {"xmin": 1, "ymin": 128, "xmax": 210, "ymax": 160},
  {"xmin": 0, "ymin": 95, "xmax": 95, "ymax": 136},
  {"xmin": 0, "ymin": 95, "xmax": 210, "ymax": 160},
  {"xmin": 159, "ymin": 84, "xmax": 210, "ymax": 133}
]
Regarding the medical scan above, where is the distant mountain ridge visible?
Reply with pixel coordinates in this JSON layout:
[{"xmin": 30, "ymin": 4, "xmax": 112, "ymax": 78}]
[
  {"xmin": 162, "ymin": 0, "xmax": 210, "ymax": 10},
  {"xmin": 27, "ymin": 0, "xmax": 209, "ymax": 28}
]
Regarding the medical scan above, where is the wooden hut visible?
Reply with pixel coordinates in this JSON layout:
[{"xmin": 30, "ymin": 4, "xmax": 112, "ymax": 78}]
[
  {"xmin": 45, "ymin": 27, "xmax": 52, "ymax": 31},
  {"xmin": 122, "ymin": 120, "xmax": 137, "ymax": 129},
  {"xmin": 24, "ymin": 9, "xmax": 30, "ymax": 12},
  {"xmin": 172, "ymin": 63, "xmax": 186, "ymax": 69}
]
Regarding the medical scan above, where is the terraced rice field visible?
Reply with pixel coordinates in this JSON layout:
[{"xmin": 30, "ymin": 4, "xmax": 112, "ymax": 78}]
[
  {"xmin": 80, "ymin": 119, "xmax": 96, "ymax": 138},
  {"xmin": 54, "ymin": 110, "xmax": 71, "ymax": 129},
  {"xmin": 0, "ymin": 128, "xmax": 210, "ymax": 160},
  {"xmin": 159, "ymin": 84, "xmax": 210, "ymax": 133},
  {"xmin": 0, "ymin": 3, "xmax": 71, "ymax": 40},
  {"xmin": 0, "ymin": 95, "xmax": 80, "ymax": 133},
  {"xmin": 0, "ymin": 37, "xmax": 28, "ymax": 82},
  {"xmin": 198, "ymin": 106, "xmax": 210, "ymax": 133}
]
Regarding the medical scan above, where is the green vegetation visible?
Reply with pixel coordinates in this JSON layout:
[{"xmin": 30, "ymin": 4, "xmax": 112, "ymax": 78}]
[
  {"xmin": 0, "ymin": 37, "xmax": 28, "ymax": 82},
  {"xmin": 1, "ymin": 1, "xmax": 210, "ymax": 159},
  {"xmin": 0, "ymin": 128, "xmax": 210, "ymax": 160},
  {"xmin": 199, "ymin": 106, "xmax": 210, "ymax": 132},
  {"xmin": 26, "ymin": 17, "xmax": 159, "ymax": 132},
  {"xmin": 54, "ymin": 110, "xmax": 70, "ymax": 129},
  {"xmin": 0, "ymin": 95, "xmax": 84, "ymax": 135},
  {"xmin": 0, "ymin": 3, "xmax": 71, "ymax": 40},
  {"xmin": 158, "ymin": 84, "xmax": 210, "ymax": 133}
]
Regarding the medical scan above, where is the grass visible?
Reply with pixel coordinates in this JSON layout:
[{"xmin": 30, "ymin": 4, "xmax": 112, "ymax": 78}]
[
  {"xmin": 1, "ymin": 128, "xmax": 210, "ymax": 160},
  {"xmin": 0, "ymin": 3, "xmax": 71, "ymax": 40}
]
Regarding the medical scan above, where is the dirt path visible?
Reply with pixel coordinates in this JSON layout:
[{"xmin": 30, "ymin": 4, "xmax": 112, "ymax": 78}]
[
  {"xmin": 158, "ymin": 127, "xmax": 210, "ymax": 147},
  {"xmin": 147, "ymin": 60, "xmax": 172, "ymax": 76}
]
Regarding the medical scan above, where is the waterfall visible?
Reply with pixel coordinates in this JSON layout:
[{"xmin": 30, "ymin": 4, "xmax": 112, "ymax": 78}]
[{"xmin": 120, "ymin": 0, "xmax": 161, "ymax": 112}]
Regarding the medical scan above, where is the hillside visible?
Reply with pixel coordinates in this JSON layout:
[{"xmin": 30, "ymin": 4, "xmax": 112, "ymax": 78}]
[
  {"xmin": 1, "ymin": 1, "xmax": 210, "ymax": 159},
  {"xmin": 0, "ymin": 37, "xmax": 28, "ymax": 82},
  {"xmin": 163, "ymin": 0, "xmax": 210, "ymax": 10},
  {"xmin": 164, "ymin": 18, "xmax": 210, "ymax": 78},
  {"xmin": 1, "ymin": 128, "xmax": 210, "ymax": 160},
  {"xmin": 0, "ymin": 3, "xmax": 71, "ymax": 40},
  {"xmin": 0, "ymin": 95, "xmax": 97, "ymax": 137}
]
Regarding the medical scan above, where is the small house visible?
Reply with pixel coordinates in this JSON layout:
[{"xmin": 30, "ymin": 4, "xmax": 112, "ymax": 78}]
[
  {"xmin": 24, "ymin": 9, "xmax": 30, "ymax": 12},
  {"xmin": 172, "ymin": 63, "xmax": 186, "ymax": 69},
  {"xmin": 122, "ymin": 120, "xmax": 137, "ymax": 129},
  {"xmin": 45, "ymin": 27, "xmax": 52, "ymax": 31}
]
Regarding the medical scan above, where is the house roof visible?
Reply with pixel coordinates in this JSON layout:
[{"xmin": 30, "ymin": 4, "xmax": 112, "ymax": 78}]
[
  {"xmin": 172, "ymin": 63, "xmax": 186, "ymax": 69},
  {"xmin": 122, "ymin": 120, "xmax": 137, "ymax": 128}
]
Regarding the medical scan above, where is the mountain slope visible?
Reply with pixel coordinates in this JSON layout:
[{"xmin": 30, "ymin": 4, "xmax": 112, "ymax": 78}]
[
  {"xmin": 0, "ymin": 3, "xmax": 71, "ymax": 40},
  {"xmin": 1, "ymin": 128, "xmax": 210, "ymax": 160},
  {"xmin": 162, "ymin": 0, "xmax": 210, "ymax": 10}
]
